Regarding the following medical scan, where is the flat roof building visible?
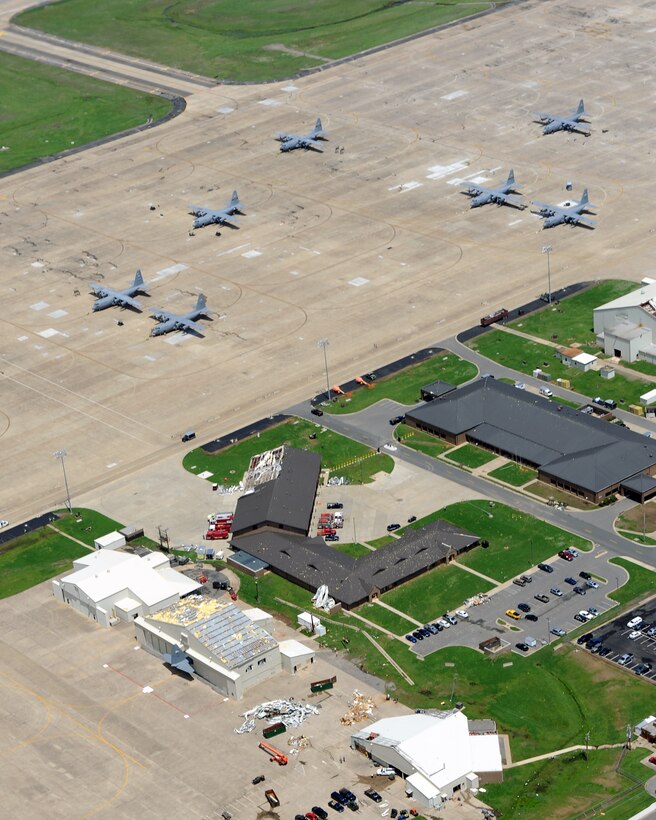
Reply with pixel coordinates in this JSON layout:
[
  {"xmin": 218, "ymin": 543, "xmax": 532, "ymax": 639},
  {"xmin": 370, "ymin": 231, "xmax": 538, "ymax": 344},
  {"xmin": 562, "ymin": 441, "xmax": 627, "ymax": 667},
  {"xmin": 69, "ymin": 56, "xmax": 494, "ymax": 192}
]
[
  {"xmin": 594, "ymin": 282, "xmax": 656, "ymax": 363},
  {"xmin": 405, "ymin": 378, "xmax": 656, "ymax": 503}
]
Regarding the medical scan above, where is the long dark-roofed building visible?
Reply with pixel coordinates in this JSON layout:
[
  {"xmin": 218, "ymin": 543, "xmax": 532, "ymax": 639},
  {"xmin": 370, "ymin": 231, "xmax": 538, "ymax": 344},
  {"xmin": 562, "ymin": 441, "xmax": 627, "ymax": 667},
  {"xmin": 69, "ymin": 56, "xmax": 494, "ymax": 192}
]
[
  {"xmin": 405, "ymin": 378, "xmax": 656, "ymax": 503},
  {"xmin": 231, "ymin": 447, "xmax": 321, "ymax": 538},
  {"xmin": 233, "ymin": 520, "xmax": 479, "ymax": 608}
]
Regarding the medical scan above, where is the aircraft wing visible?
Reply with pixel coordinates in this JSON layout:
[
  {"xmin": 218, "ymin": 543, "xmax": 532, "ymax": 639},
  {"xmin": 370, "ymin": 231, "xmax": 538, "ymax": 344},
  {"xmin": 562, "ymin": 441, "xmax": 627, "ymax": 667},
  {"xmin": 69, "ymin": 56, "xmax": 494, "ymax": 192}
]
[
  {"xmin": 116, "ymin": 294, "xmax": 143, "ymax": 310},
  {"xmin": 572, "ymin": 214, "xmax": 596, "ymax": 227},
  {"xmin": 90, "ymin": 284, "xmax": 109, "ymax": 296},
  {"xmin": 178, "ymin": 318, "xmax": 205, "ymax": 335},
  {"xmin": 276, "ymin": 132, "xmax": 297, "ymax": 142},
  {"xmin": 188, "ymin": 205, "xmax": 209, "ymax": 217},
  {"xmin": 496, "ymin": 193, "xmax": 524, "ymax": 208},
  {"xmin": 533, "ymin": 112, "xmax": 554, "ymax": 123},
  {"xmin": 304, "ymin": 138, "xmax": 324, "ymax": 152},
  {"xmin": 150, "ymin": 308, "xmax": 177, "ymax": 321},
  {"xmin": 532, "ymin": 201, "xmax": 561, "ymax": 215},
  {"xmin": 462, "ymin": 183, "xmax": 488, "ymax": 196}
]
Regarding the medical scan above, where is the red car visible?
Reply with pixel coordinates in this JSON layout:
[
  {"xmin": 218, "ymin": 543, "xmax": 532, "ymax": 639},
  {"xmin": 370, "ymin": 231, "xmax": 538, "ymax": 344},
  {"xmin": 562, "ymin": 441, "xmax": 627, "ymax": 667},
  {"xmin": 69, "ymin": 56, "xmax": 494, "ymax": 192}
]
[
  {"xmin": 650, "ymin": 755, "xmax": 656, "ymax": 765},
  {"xmin": 559, "ymin": 550, "xmax": 574, "ymax": 561},
  {"xmin": 317, "ymin": 528, "xmax": 336, "ymax": 536}
]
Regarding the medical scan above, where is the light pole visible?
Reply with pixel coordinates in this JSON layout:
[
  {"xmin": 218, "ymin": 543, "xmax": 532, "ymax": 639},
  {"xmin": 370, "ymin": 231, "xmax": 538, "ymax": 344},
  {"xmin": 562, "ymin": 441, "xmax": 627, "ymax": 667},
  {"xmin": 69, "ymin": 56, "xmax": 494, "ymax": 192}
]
[
  {"xmin": 53, "ymin": 449, "xmax": 72, "ymax": 512},
  {"xmin": 542, "ymin": 245, "xmax": 553, "ymax": 304},
  {"xmin": 318, "ymin": 338, "xmax": 331, "ymax": 402}
]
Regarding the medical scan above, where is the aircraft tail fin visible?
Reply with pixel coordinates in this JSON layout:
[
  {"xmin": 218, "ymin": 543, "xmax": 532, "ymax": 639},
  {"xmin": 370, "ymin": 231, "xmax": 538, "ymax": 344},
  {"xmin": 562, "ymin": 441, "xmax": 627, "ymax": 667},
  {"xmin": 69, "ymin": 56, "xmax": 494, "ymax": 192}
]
[
  {"xmin": 580, "ymin": 188, "xmax": 589, "ymax": 205},
  {"xmin": 134, "ymin": 269, "xmax": 144, "ymax": 288},
  {"xmin": 576, "ymin": 99, "xmax": 585, "ymax": 116},
  {"xmin": 315, "ymin": 117, "xmax": 322, "ymax": 132},
  {"xmin": 507, "ymin": 169, "xmax": 515, "ymax": 185},
  {"xmin": 195, "ymin": 293, "xmax": 207, "ymax": 312},
  {"xmin": 230, "ymin": 190, "xmax": 240, "ymax": 206}
]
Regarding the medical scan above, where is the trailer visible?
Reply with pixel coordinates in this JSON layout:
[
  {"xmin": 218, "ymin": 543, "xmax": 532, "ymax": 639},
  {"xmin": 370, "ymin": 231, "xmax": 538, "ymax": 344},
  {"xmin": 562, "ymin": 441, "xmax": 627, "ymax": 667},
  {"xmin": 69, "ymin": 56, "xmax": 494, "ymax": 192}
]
[{"xmin": 265, "ymin": 789, "xmax": 280, "ymax": 808}]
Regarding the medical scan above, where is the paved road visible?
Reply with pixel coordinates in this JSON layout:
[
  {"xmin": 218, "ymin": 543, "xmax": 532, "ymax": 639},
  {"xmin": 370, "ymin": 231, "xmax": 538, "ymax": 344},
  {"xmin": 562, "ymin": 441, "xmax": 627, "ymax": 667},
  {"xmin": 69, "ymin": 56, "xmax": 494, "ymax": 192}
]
[{"xmin": 288, "ymin": 396, "xmax": 656, "ymax": 567}]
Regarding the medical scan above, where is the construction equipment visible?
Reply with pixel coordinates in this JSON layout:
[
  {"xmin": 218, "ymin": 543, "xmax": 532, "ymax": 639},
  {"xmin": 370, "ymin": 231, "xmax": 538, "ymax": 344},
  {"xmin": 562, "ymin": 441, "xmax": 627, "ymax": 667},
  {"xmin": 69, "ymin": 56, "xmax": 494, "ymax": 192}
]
[{"xmin": 259, "ymin": 740, "xmax": 288, "ymax": 765}]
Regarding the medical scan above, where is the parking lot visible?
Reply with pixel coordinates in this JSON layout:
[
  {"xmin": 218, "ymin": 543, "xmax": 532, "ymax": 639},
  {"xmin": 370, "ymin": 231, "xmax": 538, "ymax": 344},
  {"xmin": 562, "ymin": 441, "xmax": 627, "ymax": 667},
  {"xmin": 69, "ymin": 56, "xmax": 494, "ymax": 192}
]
[
  {"xmin": 410, "ymin": 548, "xmax": 628, "ymax": 658},
  {"xmin": 581, "ymin": 598, "xmax": 656, "ymax": 683}
]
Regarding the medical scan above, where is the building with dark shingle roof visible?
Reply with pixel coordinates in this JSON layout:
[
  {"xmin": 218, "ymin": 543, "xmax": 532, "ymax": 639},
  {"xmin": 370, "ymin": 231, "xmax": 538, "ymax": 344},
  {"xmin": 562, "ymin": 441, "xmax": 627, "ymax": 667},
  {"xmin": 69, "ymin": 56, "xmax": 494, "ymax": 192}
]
[
  {"xmin": 405, "ymin": 378, "xmax": 656, "ymax": 503},
  {"xmin": 231, "ymin": 447, "xmax": 321, "ymax": 538},
  {"xmin": 233, "ymin": 520, "xmax": 479, "ymax": 608}
]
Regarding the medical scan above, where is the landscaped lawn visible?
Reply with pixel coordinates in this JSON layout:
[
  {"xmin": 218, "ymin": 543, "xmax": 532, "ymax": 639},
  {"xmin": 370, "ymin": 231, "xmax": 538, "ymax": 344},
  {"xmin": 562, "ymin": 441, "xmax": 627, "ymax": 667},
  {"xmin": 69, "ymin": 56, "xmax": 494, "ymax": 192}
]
[
  {"xmin": 17, "ymin": 0, "xmax": 498, "ymax": 83},
  {"xmin": 444, "ymin": 443, "xmax": 496, "ymax": 469},
  {"xmin": 184, "ymin": 418, "xmax": 391, "ymax": 484},
  {"xmin": 381, "ymin": 564, "xmax": 494, "ymax": 622},
  {"xmin": 366, "ymin": 534, "xmax": 397, "ymax": 549},
  {"xmin": 508, "ymin": 280, "xmax": 636, "ymax": 348},
  {"xmin": 484, "ymin": 747, "xmax": 652, "ymax": 820},
  {"xmin": 404, "ymin": 500, "xmax": 590, "ymax": 583},
  {"xmin": 50, "ymin": 508, "xmax": 124, "ymax": 547},
  {"xmin": 488, "ymin": 462, "xmax": 537, "ymax": 486},
  {"xmin": 616, "ymin": 501, "xmax": 656, "ymax": 535},
  {"xmin": 468, "ymin": 329, "xmax": 652, "ymax": 408},
  {"xmin": 617, "ymin": 531, "xmax": 656, "ymax": 545},
  {"xmin": 330, "ymin": 453, "xmax": 394, "ymax": 484},
  {"xmin": 609, "ymin": 558, "xmax": 656, "ymax": 606},
  {"xmin": 0, "ymin": 51, "xmax": 171, "ymax": 174},
  {"xmin": 330, "ymin": 542, "xmax": 372, "ymax": 558},
  {"xmin": 356, "ymin": 603, "xmax": 418, "ymax": 635},
  {"xmin": 325, "ymin": 352, "xmax": 477, "ymax": 415},
  {"xmin": 396, "ymin": 424, "xmax": 452, "ymax": 457},
  {"xmin": 0, "ymin": 527, "xmax": 90, "ymax": 599},
  {"xmin": 524, "ymin": 481, "xmax": 597, "ymax": 510}
]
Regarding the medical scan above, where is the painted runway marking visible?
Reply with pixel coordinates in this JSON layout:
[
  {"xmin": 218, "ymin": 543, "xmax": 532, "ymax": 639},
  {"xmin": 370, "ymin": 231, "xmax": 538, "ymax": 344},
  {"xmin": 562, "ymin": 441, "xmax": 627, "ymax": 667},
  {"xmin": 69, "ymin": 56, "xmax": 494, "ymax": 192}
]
[
  {"xmin": 258, "ymin": 98, "xmax": 281, "ymax": 107},
  {"xmin": 217, "ymin": 106, "xmax": 234, "ymax": 114},
  {"xmin": 30, "ymin": 301, "xmax": 49, "ymax": 311},
  {"xmin": 441, "ymin": 90, "xmax": 468, "ymax": 100},
  {"xmin": 150, "ymin": 263, "xmax": 188, "ymax": 283},
  {"xmin": 426, "ymin": 160, "xmax": 468, "ymax": 180},
  {"xmin": 242, "ymin": 250, "xmax": 262, "ymax": 258},
  {"xmin": 349, "ymin": 277, "xmax": 369, "ymax": 287},
  {"xmin": 388, "ymin": 181, "xmax": 423, "ymax": 192},
  {"xmin": 48, "ymin": 309, "xmax": 68, "ymax": 319}
]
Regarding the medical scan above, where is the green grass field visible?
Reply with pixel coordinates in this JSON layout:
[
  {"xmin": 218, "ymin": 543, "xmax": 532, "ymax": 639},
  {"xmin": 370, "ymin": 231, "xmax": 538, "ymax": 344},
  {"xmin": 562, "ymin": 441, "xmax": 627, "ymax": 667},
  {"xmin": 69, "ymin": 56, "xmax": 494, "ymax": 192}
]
[
  {"xmin": 488, "ymin": 462, "xmax": 537, "ymax": 486},
  {"xmin": 509, "ymin": 280, "xmax": 636, "ymax": 348},
  {"xmin": 444, "ymin": 443, "xmax": 497, "ymax": 469},
  {"xmin": 0, "ymin": 51, "xmax": 171, "ymax": 174},
  {"xmin": 525, "ymin": 481, "xmax": 597, "ymax": 510},
  {"xmin": 468, "ymin": 329, "xmax": 652, "ymax": 408},
  {"xmin": 0, "ymin": 526, "xmax": 90, "ymax": 599},
  {"xmin": 326, "ymin": 352, "xmax": 477, "ymax": 415},
  {"xmin": 51, "ymin": 508, "xmax": 159, "ymax": 549},
  {"xmin": 381, "ymin": 564, "xmax": 494, "ymax": 622},
  {"xmin": 330, "ymin": 542, "xmax": 372, "ymax": 558},
  {"xmin": 609, "ymin": 558, "xmax": 656, "ymax": 606},
  {"xmin": 356, "ymin": 602, "xmax": 418, "ymax": 635},
  {"xmin": 331, "ymin": 453, "xmax": 394, "ymax": 484},
  {"xmin": 17, "ymin": 0, "xmax": 499, "ymax": 82},
  {"xmin": 484, "ymin": 748, "xmax": 653, "ymax": 819},
  {"xmin": 396, "ymin": 424, "xmax": 453, "ymax": 457},
  {"xmin": 404, "ymin": 499, "xmax": 590, "ymax": 583},
  {"xmin": 183, "ymin": 417, "xmax": 392, "ymax": 484}
]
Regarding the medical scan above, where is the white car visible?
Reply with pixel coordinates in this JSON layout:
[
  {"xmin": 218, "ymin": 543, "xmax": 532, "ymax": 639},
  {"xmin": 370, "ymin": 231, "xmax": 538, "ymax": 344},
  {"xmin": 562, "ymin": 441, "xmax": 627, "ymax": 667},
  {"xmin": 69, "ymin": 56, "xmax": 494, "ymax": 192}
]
[
  {"xmin": 383, "ymin": 443, "xmax": 398, "ymax": 452},
  {"xmin": 568, "ymin": 548, "xmax": 579, "ymax": 558},
  {"xmin": 627, "ymin": 616, "xmax": 643, "ymax": 629},
  {"xmin": 629, "ymin": 630, "xmax": 642, "ymax": 640},
  {"xmin": 0, "ymin": 520, "xmax": 7, "ymax": 528},
  {"xmin": 586, "ymin": 579, "xmax": 599, "ymax": 589},
  {"xmin": 578, "ymin": 610, "xmax": 594, "ymax": 621},
  {"xmin": 514, "ymin": 382, "xmax": 526, "ymax": 390},
  {"xmin": 455, "ymin": 609, "xmax": 469, "ymax": 620},
  {"xmin": 437, "ymin": 618, "xmax": 450, "ymax": 629}
]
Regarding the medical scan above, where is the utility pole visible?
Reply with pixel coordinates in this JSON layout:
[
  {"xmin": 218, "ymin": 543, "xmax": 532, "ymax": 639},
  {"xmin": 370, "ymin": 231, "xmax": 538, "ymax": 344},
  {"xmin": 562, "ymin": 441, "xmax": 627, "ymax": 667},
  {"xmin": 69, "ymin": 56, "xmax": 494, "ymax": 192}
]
[
  {"xmin": 318, "ymin": 338, "xmax": 331, "ymax": 403},
  {"xmin": 53, "ymin": 449, "xmax": 72, "ymax": 512},
  {"xmin": 584, "ymin": 730, "xmax": 590, "ymax": 760},
  {"xmin": 626, "ymin": 722, "xmax": 633, "ymax": 750},
  {"xmin": 542, "ymin": 245, "xmax": 553, "ymax": 304}
]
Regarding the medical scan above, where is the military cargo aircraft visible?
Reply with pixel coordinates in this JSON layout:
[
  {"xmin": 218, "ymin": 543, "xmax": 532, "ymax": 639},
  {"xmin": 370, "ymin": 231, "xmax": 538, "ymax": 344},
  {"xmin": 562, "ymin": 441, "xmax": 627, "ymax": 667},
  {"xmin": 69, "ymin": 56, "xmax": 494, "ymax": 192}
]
[
  {"xmin": 150, "ymin": 293, "xmax": 213, "ymax": 336},
  {"xmin": 90, "ymin": 270, "xmax": 148, "ymax": 311},
  {"xmin": 276, "ymin": 118, "xmax": 327, "ymax": 152},
  {"xmin": 188, "ymin": 191, "xmax": 243, "ymax": 230},
  {"xmin": 532, "ymin": 189, "xmax": 597, "ymax": 229},
  {"xmin": 534, "ymin": 100, "xmax": 591, "ymax": 136},
  {"xmin": 461, "ymin": 169, "xmax": 525, "ymax": 209}
]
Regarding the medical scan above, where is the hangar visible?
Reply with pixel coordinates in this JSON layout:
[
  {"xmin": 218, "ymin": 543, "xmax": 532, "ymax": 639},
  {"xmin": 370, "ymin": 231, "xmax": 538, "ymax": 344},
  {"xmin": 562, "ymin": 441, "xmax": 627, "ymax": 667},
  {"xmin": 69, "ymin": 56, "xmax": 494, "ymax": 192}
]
[
  {"xmin": 405, "ymin": 378, "xmax": 656, "ymax": 503},
  {"xmin": 351, "ymin": 710, "xmax": 503, "ymax": 808},
  {"xmin": 135, "ymin": 595, "xmax": 280, "ymax": 699},
  {"xmin": 52, "ymin": 549, "xmax": 201, "ymax": 627},
  {"xmin": 594, "ymin": 282, "xmax": 656, "ymax": 363}
]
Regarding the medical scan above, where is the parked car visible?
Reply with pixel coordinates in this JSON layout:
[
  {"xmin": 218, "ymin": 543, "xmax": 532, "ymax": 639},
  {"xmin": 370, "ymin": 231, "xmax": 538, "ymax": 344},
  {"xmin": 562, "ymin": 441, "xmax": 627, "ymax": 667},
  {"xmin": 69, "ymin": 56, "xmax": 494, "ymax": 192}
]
[
  {"xmin": 579, "ymin": 570, "xmax": 592, "ymax": 580},
  {"xmin": 576, "ymin": 633, "xmax": 593, "ymax": 645},
  {"xmin": 517, "ymin": 603, "xmax": 531, "ymax": 613},
  {"xmin": 650, "ymin": 755, "xmax": 656, "ymax": 765},
  {"xmin": 567, "ymin": 548, "xmax": 579, "ymax": 558},
  {"xmin": 534, "ymin": 594, "xmax": 549, "ymax": 603},
  {"xmin": 437, "ymin": 618, "xmax": 450, "ymax": 629},
  {"xmin": 311, "ymin": 407, "xmax": 324, "ymax": 416},
  {"xmin": 312, "ymin": 808, "xmax": 328, "ymax": 820},
  {"xmin": 573, "ymin": 586, "xmax": 587, "ymax": 595},
  {"xmin": 455, "ymin": 610, "xmax": 469, "ymax": 619},
  {"xmin": 525, "ymin": 613, "xmax": 538, "ymax": 622},
  {"xmin": 574, "ymin": 613, "xmax": 588, "ymax": 623},
  {"xmin": 514, "ymin": 382, "xmax": 526, "ymax": 390},
  {"xmin": 564, "ymin": 577, "xmax": 577, "ymax": 585},
  {"xmin": 538, "ymin": 563, "xmax": 554, "ymax": 573},
  {"xmin": 407, "ymin": 515, "xmax": 417, "ymax": 523},
  {"xmin": 405, "ymin": 634, "xmax": 417, "ymax": 644},
  {"xmin": 520, "ymin": 575, "xmax": 533, "ymax": 584},
  {"xmin": 578, "ymin": 610, "xmax": 594, "ymax": 621},
  {"xmin": 328, "ymin": 801, "xmax": 344, "ymax": 813},
  {"xmin": 587, "ymin": 607, "xmax": 599, "ymax": 616},
  {"xmin": 387, "ymin": 523, "xmax": 401, "ymax": 532},
  {"xmin": 550, "ymin": 587, "xmax": 563, "ymax": 597},
  {"xmin": 539, "ymin": 386, "xmax": 553, "ymax": 397},
  {"xmin": 550, "ymin": 627, "xmax": 566, "ymax": 637},
  {"xmin": 627, "ymin": 616, "xmax": 643, "ymax": 629},
  {"xmin": 647, "ymin": 626, "xmax": 656, "ymax": 637},
  {"xmin": 327, "ymin": 502, "xmax": 343, "ymax": 509},
  {"xmin": 506, "ymin": 609, "xmax": 523, "ymax": 620},
  {"xmin": 516, "ymin": 642, "xmax": 529, "ymax": 652},
  {"xmin": 364, "ymin": 789, "xmax": 382, "ymax": 802},
  {"xmin": 617, "ymin": 653, "xmax": 634, "ymax": 666},
  {"xmin": 598, "ymin": 646, "xmax": 612, "ymax": 657},
  {"xmin": 635, "ymin": 663, "xmax": 653, "ymax": 676},
  {"xmin": 0, "ymin": 519, "xmax": 8, "ymax": 528},
  {"xmin": 325, "ymin": 534, "xmax": 340, "ymax": 542},
  {"xmin": 629, "ymin": 630, "xmax": 642, "ymax": 640},
  {"xmin": 305, "ymin": 812, "xmax": 320, "ymax": 820},
  {"xmin": 389, "ymin": 415, "xmax": 405, "ymax": 425},
  {"xmin": 513, "ymin": 578, "xmax": 527, "ymax": 587},
  {"xmin": 432, "ymin": 621, "xmax": 444, "ymax": 632},
  {"xmin": 331, "ymin": 791, "xmax": 345, "ymax": 804},
  {"xmin": 559, "ymin": 550, "xmax": 574, "ymax": 561},
  {"xmin": 412, "ymin": 631, "xmax": 423, "ymax": 641},
  {"xmin": 586, "ymin": 579, "xmax": 599, "ymax": 589},
  {"xmin": 339, "ymin": 788, "xmax": 357, "ymax": 802},
  {"xmin": 427, "ymin": 624, "xmax": 439, "ymax": 635},
  {"xmin": 444, "ymin": 613, "xmax": 458, "ymax": 626}
]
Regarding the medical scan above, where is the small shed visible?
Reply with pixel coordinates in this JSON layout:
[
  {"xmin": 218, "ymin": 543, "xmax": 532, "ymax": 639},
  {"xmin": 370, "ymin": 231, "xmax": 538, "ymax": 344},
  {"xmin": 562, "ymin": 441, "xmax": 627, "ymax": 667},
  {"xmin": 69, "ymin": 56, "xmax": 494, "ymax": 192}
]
[
  {"xmin": 420, "ymin": 381, "xmax": 456, "ymax": 402},
  {"xmin": 558, "ymin": 347, "xmax": 597, "ymax": 372},
  {"xmin": 119, "ymin": 525, "xmax": 144, "ymax": 542},
  {"xmin": 94, "ymin": 531, "xmax": 126, "ymax": 551},
  {"xmin": 279, "ymin": 639, "xmax": 315, "ymax": 673},
  {"xmin": 298, "ymin": 611, "xmax": 326, "ymax": 637}
]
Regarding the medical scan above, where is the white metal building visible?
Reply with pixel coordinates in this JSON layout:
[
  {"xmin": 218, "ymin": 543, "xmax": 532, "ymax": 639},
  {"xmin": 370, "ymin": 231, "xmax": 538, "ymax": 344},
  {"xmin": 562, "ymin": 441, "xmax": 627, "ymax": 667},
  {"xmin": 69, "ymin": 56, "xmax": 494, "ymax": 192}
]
[
  {"xmin": 594, "ymin": 283, "xmax": 656, "ymax": 363},
  {"xmin": 52, "ymin": 550, "xmax": 201, "ymax": 627},
  {"xmin": 279, "ymin": 639, "xmax": 315, "ymax": 674},
  {"xmin": 135, "ymin": 596, "xmax": 280, "ymax": 699},
  {"xmin": 351, "ymin": 711, "xmax": 503, "ymax": 808},
  {"xmin": 93, "ymin": 531, "xmax": 126, "ymax": 550}
]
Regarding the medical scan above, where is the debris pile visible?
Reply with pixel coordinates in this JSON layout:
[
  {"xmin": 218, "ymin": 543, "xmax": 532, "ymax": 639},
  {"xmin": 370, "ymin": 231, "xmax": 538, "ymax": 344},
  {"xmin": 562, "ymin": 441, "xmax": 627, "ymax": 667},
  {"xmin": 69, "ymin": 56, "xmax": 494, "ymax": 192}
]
[
  {"xmin": 287, "ymin": 735, "xmax": 309, "ymax": 749},
  {"xmin": 340, "ymin": 690, "xmax": 375, "ymax": 725},
  {"xmin": 464, "ymin": 592, "xmax": 490, "ymax": 607},
  {"xmin": 312, "ymin": 585, "xmax": 336, "ymax": 611},
  {"xmin": 235, "ymin": 699, "xmax": 320, "ymax": 734}
]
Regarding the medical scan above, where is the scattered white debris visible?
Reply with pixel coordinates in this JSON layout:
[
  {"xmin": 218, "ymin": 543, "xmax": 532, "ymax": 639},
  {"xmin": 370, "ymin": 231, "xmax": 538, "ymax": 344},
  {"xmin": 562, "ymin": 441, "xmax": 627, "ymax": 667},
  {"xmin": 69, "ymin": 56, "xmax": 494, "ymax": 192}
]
[{"xmin": 235, "ymin": 699, "xmax": 320, "ymax": 734}]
